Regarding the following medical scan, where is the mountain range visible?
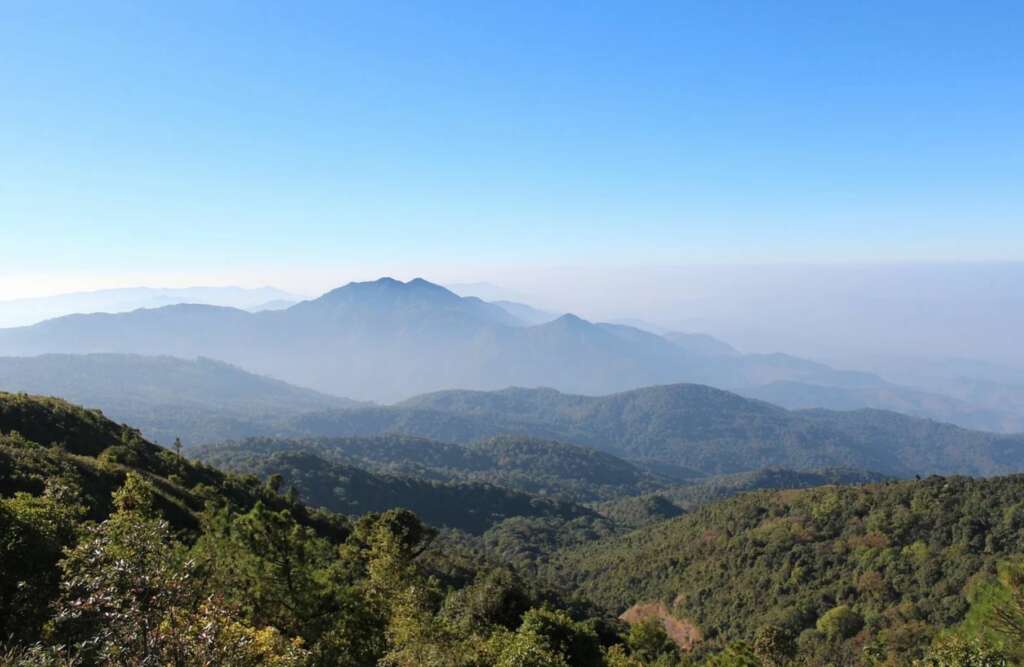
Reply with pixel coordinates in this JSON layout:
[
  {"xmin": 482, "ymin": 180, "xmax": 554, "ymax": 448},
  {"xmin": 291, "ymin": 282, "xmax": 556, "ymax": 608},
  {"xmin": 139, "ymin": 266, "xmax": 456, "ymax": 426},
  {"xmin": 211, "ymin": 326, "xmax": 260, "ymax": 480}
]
[
  {"xmin": 0, "ymin": 285, "xmax": 301, "ymax": 328},
  {"xmin": 1, "ymin": 277, "xmax": 1023, "ymax": 432},
  {"xmin": 6, "ymin": 347, "xmax": 1019, "ymax": 478},
  {"xmin": 277, "ymin": 384, "xmax": 1024, "ymax": 477}
]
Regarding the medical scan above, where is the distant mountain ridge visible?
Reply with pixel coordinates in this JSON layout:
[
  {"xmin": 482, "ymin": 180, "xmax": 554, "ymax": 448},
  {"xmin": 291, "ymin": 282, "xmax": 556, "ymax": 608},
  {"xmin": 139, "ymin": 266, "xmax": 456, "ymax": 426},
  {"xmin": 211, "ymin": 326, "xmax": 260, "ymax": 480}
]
[
  {"xmin": 0, "ymin": 276, "xmax": 1021, "ymax": 431},
  {"xmin": 736, "ymin": 380, "xmax": 1024, "ymax": 433},
  {"xmin": 274, "ymin": 384, "xmax": 1024, "ymax": 478},
  {"xmin": 4, "ymin": 349, "xmax": 1018, "ymax": 479},
  {"xmin": 0, "ymin": 278, "xmax": 709, "ymax": 400},
  {"xmin": 0, "ymin": 285, "xmax": 301, "ymax": 327}
]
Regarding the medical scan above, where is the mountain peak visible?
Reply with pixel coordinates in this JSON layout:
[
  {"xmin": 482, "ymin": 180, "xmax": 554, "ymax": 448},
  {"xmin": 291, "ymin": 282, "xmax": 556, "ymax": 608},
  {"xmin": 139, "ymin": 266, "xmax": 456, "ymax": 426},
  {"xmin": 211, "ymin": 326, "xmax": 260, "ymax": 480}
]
[
  {"xmin": 314, "ymin": 277, "xmax": 458, "ymax": 303},
  {"xmin": 286, "ymin": 277, "xmax": 520, "ymax": 328},
  {"xmin": 546, "ymin": 313, "xmax": 591, "ymax": 328}
]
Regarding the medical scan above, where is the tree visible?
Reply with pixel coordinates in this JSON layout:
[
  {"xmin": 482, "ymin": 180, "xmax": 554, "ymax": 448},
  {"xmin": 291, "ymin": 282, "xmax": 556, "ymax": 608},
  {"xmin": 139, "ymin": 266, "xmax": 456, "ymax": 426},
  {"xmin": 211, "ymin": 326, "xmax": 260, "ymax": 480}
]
[
  {"xmin": 54, "ymin": 474, "xmax": 311, "ymax": 666},
  {"xmin": 989, "ymin": 560, "xmax": 1024, "ymax": 643},
  {"xmin": 516, "ymin": 608, "xmax": 604, "ymax": 667},
  {"xmin": 54, "ymin": 473, "xmax": 201, "ymax": 662},
  {"xmin": 704, "ymin": 641, "xmax": 762, "ymax": 667},
  {"xmin": 0, "ymin": 477, "xmax": 85, "ymax": 642},
  {"xmin": 752, "ymin": 624, "xmax": 796, "ymax": 666},
  {"xmin": 193, "ymin": 501, "xmax": 379, "ymax": 665},
  {"xmin": 625, "ymin": 618, "xmax": 679, "ymax": 664},
  {"xmin": 441, "ymin": 567, "xmax": 533, "ymax": 631},
  {"xmin": 916, "ymin": 635, "xmax": 1006, "ymax": 667},
  {"xmin": 816, "ymin": 606, "xmax": 864, "ymax": 641}
]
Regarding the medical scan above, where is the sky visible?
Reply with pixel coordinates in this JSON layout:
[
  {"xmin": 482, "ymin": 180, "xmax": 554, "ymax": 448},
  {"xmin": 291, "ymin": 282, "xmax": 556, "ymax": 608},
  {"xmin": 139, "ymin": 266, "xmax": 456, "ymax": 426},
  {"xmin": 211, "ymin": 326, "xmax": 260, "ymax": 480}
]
[{"xmin": 1, "ymin": 1, "xmax": 1023, "ymax": 300}]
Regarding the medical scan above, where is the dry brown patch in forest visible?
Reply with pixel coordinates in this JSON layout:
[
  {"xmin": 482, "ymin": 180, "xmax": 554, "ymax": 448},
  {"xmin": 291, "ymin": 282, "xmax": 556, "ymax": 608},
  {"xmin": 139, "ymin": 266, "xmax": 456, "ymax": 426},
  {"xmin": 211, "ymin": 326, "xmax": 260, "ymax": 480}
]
[{"xmin": 619, "ymin": 601, "xmax": 703, "ymax": 651}]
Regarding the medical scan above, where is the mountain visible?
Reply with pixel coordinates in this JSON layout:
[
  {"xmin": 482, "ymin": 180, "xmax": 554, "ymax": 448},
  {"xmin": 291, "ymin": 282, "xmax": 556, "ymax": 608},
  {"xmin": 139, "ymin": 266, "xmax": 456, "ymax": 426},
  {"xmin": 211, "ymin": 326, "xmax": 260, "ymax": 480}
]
[
  {"xmin": 491, "ymin": 300, "xmax": 560, "ymax": 325},
  {"xmin": 0, "ymin": 354, "xmax": 361, "ymax": 446},
  {"xmin": 0, "ymin": 285, "xmax": 301, "ymax": 327},
  {"xmin": 445, "ymin": 281, "xmax": 525, "ymax": 302},
  {"xmin": 2, "ymin": 276, "xmax": 1023, "ymax": 431},
  {"xmin": 288, "ymin": 277, "xmax": 521, "ymax": 328},
  {"xmin": 737, "ymin": 380, "xmax": 1024, "ymax": 433},
  {"xmin": 0, "ymin": 278, "xmax": 695, "ymax": 401},
  {"xmin": 248, "ymin": 298, "xmax": 298, "ymax": 311},
  {"xmin": 662, "ymin": 331, "xmax": 740, "ymax": 357}
]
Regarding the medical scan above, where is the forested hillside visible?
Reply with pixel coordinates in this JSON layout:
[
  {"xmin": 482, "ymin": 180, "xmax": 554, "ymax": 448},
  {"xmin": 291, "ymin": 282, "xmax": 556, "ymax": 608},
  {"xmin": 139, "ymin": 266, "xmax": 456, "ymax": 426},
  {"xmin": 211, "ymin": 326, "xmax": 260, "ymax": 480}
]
[
  {"xmin": 0, "ymin": 392, "xmax": 670, "ymax": 665},
  {"xmin": 206, "ymin": 447, "xmax": 597, "ymax": 534},
  {"xmin": 199, "ymin": 434, "xmax": 669, "ymax": 502},
  {"xmin": 548, "ymin": 475, "xmax": 1024, "ymax": 664},
  {"xmin": 592, "ymin": 468, "xmax": 887, "ymax": 529},
  {"xmin": 3, "ymin": 391, "xmax": 1023, "ymax": 665},
  {"xmin": 290, "ymin": 384, "xmax": 1024, "ymax": 477}
]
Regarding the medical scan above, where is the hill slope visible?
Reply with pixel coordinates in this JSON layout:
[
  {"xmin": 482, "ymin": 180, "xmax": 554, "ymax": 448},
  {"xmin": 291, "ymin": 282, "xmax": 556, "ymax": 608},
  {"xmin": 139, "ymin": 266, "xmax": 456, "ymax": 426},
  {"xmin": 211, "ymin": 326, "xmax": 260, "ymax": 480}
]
[
  {"xmin": 215, "ymin": 448, "xmax": 597, "ymax": 534},
  {"xmin": 547, "ymin": 474, "xmax": 1024, "ymax": 661},
  {"xmin": 0, "ymin": 391, "xmax": 350, "ymax": 537},
  {"xmin": 1, "ymin": 393, "xmax": 666, "ymax": 666},
  {"xmin": 0, "ymin": 353, "xmax": 360, "ymax": 445},
  {"xmin": 198, "ymin": 434, "xmax": 668, "ymax": 503}
]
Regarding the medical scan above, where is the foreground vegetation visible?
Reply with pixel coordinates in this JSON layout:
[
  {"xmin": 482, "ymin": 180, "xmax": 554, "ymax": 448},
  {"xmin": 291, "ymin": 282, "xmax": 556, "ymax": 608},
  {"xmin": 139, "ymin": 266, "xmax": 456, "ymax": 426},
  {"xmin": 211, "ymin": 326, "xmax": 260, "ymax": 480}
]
[{"xmin": 2, "ymin": 391, "xmax": 1023, "ymax": 665}]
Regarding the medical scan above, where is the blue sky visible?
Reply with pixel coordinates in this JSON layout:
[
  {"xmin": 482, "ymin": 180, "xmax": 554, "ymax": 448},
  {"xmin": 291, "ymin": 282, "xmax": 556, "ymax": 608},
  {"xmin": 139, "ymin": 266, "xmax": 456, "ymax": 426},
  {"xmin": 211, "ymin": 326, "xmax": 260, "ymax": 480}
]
[{"xmin": 1, "ymin": 1, "xmax": 1022, "ymax": 297}]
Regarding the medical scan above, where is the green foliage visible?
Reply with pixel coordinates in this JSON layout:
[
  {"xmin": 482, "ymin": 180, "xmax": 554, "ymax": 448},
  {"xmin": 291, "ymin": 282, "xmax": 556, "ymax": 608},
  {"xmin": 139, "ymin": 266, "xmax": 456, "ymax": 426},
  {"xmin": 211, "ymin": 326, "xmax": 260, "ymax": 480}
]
[
  {"xmin": 953, "ymin": 559, "xmax": 1024, "ymax": 662},
  {"xmin": 392, "ymin": 385, "xmax": 1024, "ymax": 477},
  {"xmin": 816, "ymin": 606, "xmax": 864, "ymax": 641},
  {"xmin": 203, "ymin": 448, "xmax": 598, "ymax": 534},
  {"xmin": 0, "ymin": 476, "xmax": 85, "ymax": 641},
  {"xmin": 549, "ymin": 475, "xmax": 1024, "ymax": 663},
  {"xmin": 596, "ymin": 495, "xmax": 685, "ymax": 529},
  {"xmin": 442, "ymin": 568, "xmax": 534, "ymax": 631},
  {"xmin": 200, "ymin": 433, "xmax": 668, "ymax": 504},
  {"xmin": 751, "ymin": 625, "xmax": 795, "ymax": 666},
  {"xmin": 515, "ymin": 607, "xmax": 604, "ymax": 667},
  {"xmin": 916, "ymin": 635, "xmax": 1007, "ymax": 667},
  {"xmin": 703, "ymin": 641, "xmax": 761, "ymax": 666},
  {"xmin": 626, "ymin": 618, "xmax": 682, "ymax": 664},
  {"xmin": 8, "ymin": 390, "xmax": 1024, "ymax": 666},
  {"xmin": 51, "ymin": 472, "xmax": 311, "ymax": 666}
]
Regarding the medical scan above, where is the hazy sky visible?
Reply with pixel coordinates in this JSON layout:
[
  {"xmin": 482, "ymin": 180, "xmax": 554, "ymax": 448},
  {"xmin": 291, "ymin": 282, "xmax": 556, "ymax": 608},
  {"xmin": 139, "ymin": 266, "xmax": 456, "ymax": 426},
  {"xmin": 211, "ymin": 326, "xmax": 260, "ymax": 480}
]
[{"xmin": 2, "ymin": 1, "xmax": 1023, "ymax": 300}]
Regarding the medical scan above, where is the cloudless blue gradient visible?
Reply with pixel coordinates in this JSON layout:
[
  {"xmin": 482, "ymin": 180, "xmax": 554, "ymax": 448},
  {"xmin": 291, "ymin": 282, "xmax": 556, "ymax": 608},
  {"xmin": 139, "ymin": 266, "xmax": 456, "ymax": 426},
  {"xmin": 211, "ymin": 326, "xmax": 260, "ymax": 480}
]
[{"xmin": 1, "ymin": 1, "xmax": 1022, "ymax": 294}]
